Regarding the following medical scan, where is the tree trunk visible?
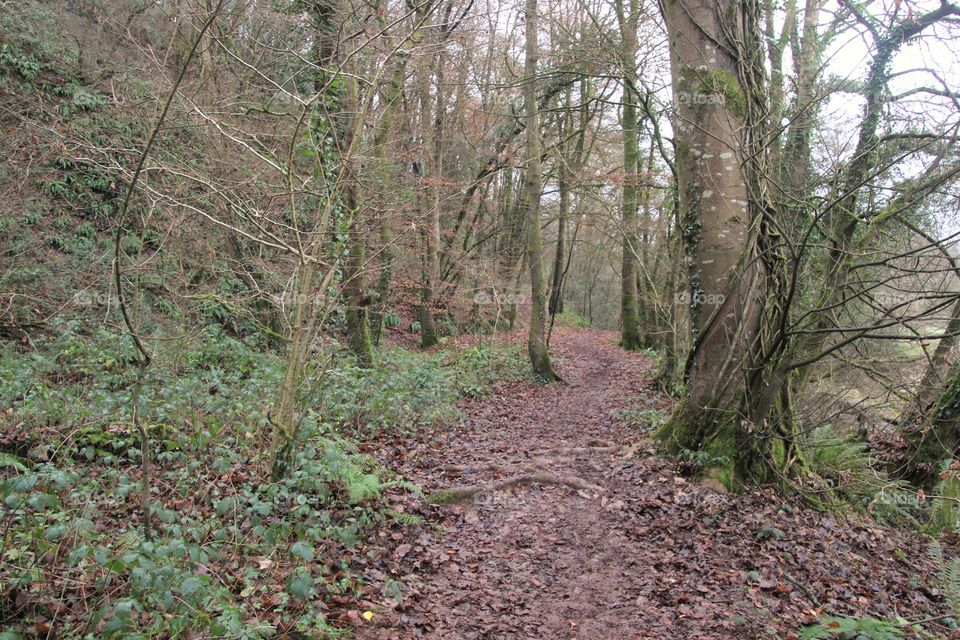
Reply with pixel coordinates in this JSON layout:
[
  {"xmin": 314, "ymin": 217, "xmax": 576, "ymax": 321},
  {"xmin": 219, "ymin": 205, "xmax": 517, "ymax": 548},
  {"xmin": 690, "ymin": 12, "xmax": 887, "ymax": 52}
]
[
  {"xmin": 655, "ymin": 0, "xmax": 771, "ymax": 480},
  {"xmin": 616, "ymin": 0, "xmax": 643, "ymax": 351},
  {"xmin": 342, "ymin": 72, "xmax": 374, "ymax": 365},
  {"xmin": 370, "ymin": 41, "xmax": 409, "ymax": 346},
  {"xmin": 416, "ymin": 18, "xmax": 445, "ymax": 349},
  {"xmin": 549, "ymin": 91, "xmax": 573, "ymax": 318},
  {"xmin": 523, "ymin": 0, "xmax": 558, "ymax": 380},
  {"xmin": 780, "ymin": 0, "xmax": 821, "ymax": 201},
  {"xmin": 902, "ymin": 363, "xmax": 960, "ymax": 488},
  {"xmin": 900, "ymin": 298, "xmax": 960, "ymax": 487}
]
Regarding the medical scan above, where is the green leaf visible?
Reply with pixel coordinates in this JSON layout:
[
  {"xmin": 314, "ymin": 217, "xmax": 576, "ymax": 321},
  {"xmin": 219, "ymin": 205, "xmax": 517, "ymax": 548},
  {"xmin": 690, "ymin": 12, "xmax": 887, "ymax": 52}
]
[
  {"xmin": 155, "ymin": 505, "xmax": 176, "ymax": 524},
  {"xmin": 286, "ymin": 568, "xmax": 314, "ymax": 600},
  {"xmin": 214, "ymin": 496, "xmax": 236, "ymax": 516},
  {"xmin": 180, "ymin": 576, "xmax": 204, "ymax": 597},
  {"xmin": 44, "ymin": 524, "xmax": 68, "ymax": 541},
  {"xmin": 67, "ymin": 545, "xmax": 90, "ymax": 565},
  {"xmin": 290, "ymin": 540, "xmax": 315, "ymax": 562},
  {"xmin": 27, "ymin": 492, "xmax": 59, "ymax": 510}
]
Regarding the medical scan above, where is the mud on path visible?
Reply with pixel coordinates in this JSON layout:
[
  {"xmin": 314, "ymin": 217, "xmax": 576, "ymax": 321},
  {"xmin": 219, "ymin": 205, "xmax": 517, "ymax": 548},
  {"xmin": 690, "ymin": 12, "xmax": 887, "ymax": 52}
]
[{"xmin": 360, "ymin": 329, "xmax": 947, "ymax": 639}]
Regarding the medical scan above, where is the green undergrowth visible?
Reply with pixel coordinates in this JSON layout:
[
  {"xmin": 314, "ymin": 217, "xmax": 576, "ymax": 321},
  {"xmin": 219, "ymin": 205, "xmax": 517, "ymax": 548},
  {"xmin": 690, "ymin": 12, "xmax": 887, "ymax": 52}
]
[
  {"xmin": 0, "ymin": 321, "xmax": 528, "ymax": 637},
  {"xmin": 799, "ymin": 615, "xmax": 908, "ymax": 639},
  {"xmin": 618, "ymin": 388, "xmax": 669, "ymax": 433},
  {"xmin": 324, "ymin": 342, "xmax": 529, "ymax": 436},
  {"xmin": 656, "ymin": 410, "xmax": 960, "ymax": 539},
  {"xmin": 554, "ymin": 310, "xmax": 590, "ymax": 328},
  {"xmin": 0, "ymin": 423, "xmax": 403, "ymax": 638},
  {"xmin": 1, "ymin": 321, "xmax": 529, "ymax": 448}
]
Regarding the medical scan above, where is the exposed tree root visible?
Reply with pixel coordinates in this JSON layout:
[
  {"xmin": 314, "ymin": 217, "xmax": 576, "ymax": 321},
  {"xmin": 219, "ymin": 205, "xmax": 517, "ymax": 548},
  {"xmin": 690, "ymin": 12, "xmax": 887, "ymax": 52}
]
[
  {"xmin": 535, "ymin": 444, "xmax": 621, "ymax": 457},
  {"xmin": 428, "ymin": 471, "xmax": 605, "ymax": 504},
  {"xmin": 534, "ymin": 441, "xmax": 647, "ymax": 459},
  {"xmin": 439, "ymin": 461, "xmax": 536, "ymax": 474}
]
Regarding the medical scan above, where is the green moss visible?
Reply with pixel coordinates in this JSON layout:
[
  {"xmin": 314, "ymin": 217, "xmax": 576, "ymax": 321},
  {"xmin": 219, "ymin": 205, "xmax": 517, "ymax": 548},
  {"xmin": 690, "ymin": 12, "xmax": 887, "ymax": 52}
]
[
  {"xmin": 658, "ymin": 397, "xmax": 780, "ymax": 487},
  {"xmin": 426, "ymin": 489, "xmax": 458, "ymax": 504}
]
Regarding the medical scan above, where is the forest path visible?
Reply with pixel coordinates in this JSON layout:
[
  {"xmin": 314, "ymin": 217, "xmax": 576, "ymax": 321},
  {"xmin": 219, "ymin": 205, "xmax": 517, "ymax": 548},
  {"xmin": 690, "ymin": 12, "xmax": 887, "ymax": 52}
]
[{"xmin": 360, "ymin": 329, "xmax": 941, "ymax": 639}]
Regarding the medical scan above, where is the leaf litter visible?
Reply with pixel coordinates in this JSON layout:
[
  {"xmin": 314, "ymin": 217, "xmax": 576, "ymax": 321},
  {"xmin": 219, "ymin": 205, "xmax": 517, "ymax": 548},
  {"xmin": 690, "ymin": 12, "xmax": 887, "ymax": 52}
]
[{"xmin": 357, "ymin": 329, "xmax": 956, "ymax": 639}]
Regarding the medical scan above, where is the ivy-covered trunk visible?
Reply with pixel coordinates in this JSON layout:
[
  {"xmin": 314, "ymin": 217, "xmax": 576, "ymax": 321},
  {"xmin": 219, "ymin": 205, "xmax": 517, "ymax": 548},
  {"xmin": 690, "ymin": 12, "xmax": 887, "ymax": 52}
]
[
  {"xmin": 902, "ymin": 364, "xmax": 960, "ymax": 488},
  {"xmin": 655, "ymin": 0, "xmax": 777, "ymax": 481},
  {"xmin": 900, "ymin": 299, "xmax": 960, "ymax": 487}
]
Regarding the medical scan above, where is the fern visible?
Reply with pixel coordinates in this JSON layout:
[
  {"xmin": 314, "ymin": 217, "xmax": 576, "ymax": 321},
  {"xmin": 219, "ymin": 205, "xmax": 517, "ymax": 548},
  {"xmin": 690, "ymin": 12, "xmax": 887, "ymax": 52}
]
[
  {"xmin": 931, "ymin": 470, "xmax": 960, "ymax": 533},
  {"xmin": 800, "ymin": 615, "xmax": 904, "ymax": 639},
  {"xmin": 928, "ymin": 540, "xmax": 960, "ymax": 617},
  {"xmin": 387, "ymin": 510, "xmax": 425, "ymax": 527},
  {"xmin": 345, "ymin": 472, "xmax": 381, "ymax": 504},
  {"xmin": 382, "ymin": 478, "xmax": 423, "ymax": 496},
  {"xmin": 383, "ymin": 311, "xmax": 402, "ymax": 328},
  {"xmin": 805, "ymin": 427, "xmax": 905, "ymax": 504}
]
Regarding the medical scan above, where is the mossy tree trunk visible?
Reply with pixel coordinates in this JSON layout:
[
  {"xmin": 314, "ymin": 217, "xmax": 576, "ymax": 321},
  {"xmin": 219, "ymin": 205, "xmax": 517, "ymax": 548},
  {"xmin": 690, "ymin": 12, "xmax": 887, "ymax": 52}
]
[
  {"xmin": 901, "ymin": 299, "xmax": 960, "ymax": 487},
  {"xmin": 635, "ymin": 140, "xmax": 655, "ymax": 344},
  {"xmin": 343, "ymin": 191, "xmax": 374, "ymax": 366},
  {"xmin": 615, "ymin": 0, "xmax": 643, "ymax": 352},
  {"xmin": 414, "ymin": 11, "xmax": 446, "ymax": 350},
  {"xmin": 341, "ymin": 57, "xmax": 374, "ymax": 365},
  {"xmin": 788, "ymin": 1, "xmax": 958, "ymax": 379},
  {"xmin": 548, "ymin": 83, "xmax": 587, "ymax": 323},
  {"xmin": 780, "ymin": 0, "xmax": 821, "ymax": 204},
  {"xmin": 654, "ymin": 0, "xmax": 779, "ymax": 481},
  {"xmin": 272, "ymin": 0, "xmax": 361, "ymax": 476},
  {"xmin": 902, "ymin": 363, "xmax": 960, "ymax": 488},
  {"xmin": 522, "ymin": 0, "xmax": 558, "ymax": 381}
]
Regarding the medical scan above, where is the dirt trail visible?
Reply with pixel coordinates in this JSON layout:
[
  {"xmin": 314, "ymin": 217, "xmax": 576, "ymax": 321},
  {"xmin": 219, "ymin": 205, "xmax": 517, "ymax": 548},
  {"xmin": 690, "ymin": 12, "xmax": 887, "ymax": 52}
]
[{"xmin": 362, "ymin": 329, "xmax": 946, "ymax": 639}]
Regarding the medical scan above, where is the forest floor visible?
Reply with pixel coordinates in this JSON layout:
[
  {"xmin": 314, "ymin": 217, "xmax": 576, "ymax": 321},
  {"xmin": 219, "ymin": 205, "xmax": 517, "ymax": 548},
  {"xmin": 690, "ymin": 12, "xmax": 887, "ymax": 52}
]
[{"xmin": 355, "ymin": 329, "xmax": 953, "ymax": 640}]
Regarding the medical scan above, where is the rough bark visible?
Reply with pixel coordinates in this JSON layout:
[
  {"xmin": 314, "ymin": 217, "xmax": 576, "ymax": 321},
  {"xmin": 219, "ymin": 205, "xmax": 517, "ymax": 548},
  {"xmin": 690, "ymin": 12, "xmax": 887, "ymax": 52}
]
[
  {"xmin": 342, "ymin": 69, "xmax": 375, "ymax": 365},
  {"xmin": 616, "ymin": 0, "xmax": 643, "ymax": 351},
  {"xmin": 655, "ymin": 0, "xmax": 768, "ymax": 479},
  {"xmin": 523, "ymin": 0, "xmax": 558, "ymax": 381},
  {"xmin": 416, "ymin": 25, "xmax": 441, "ymax": 349},
  {"xmin": 370, "ymin": 21, "xmax": 411, "ymax": 346},
  {"xmin": 902, "ymin": 363, "xmax": 960, "ymax": 489},
  {"xmin": 780, "ymin": 0, "xmax": 821, "ymax": 201}
]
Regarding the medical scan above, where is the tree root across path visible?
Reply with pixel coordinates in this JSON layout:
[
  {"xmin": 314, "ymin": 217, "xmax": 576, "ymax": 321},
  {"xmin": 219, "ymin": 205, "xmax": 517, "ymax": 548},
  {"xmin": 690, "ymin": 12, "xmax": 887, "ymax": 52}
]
[
  {"xmin": 428, "ymin": 470, "xmax": 605, "ymax": 504},
  {"xmin": 426, "ymin": 440, "xmax": 642, "ymax": 504}
]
